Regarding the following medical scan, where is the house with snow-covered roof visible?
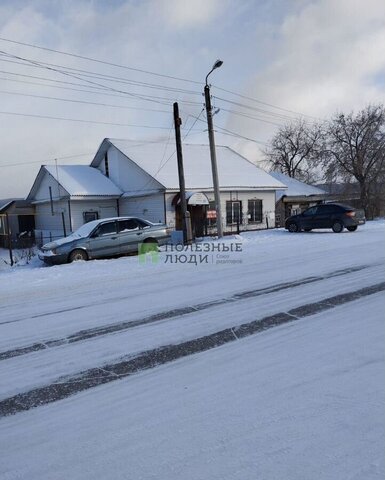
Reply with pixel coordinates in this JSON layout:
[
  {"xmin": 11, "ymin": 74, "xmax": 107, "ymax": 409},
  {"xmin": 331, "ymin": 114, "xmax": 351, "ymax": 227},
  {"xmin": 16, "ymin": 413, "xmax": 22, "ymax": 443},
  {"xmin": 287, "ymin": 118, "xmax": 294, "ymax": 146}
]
[
  {"xmin": 27, "ymin": 165, "xmax": 122, "ymax": 243},
  {"xmin": 90, "ymin": 138, "xmax": 286, "ymax": 236},
  {"xmin": 269, "ymin": 171, "xmax": 327, "ymax": 227},
  {"xmin": 27, "ymin": 138, "xmax": 287, "ymax": 242}
]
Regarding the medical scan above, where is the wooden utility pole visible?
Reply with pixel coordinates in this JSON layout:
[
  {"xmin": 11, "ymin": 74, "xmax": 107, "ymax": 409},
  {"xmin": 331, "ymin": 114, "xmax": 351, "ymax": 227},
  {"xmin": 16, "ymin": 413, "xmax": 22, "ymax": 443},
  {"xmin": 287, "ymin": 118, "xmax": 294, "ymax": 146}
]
[{"xmin": 173, "ymin": 102, "xmax": 192, "ymax": 244}]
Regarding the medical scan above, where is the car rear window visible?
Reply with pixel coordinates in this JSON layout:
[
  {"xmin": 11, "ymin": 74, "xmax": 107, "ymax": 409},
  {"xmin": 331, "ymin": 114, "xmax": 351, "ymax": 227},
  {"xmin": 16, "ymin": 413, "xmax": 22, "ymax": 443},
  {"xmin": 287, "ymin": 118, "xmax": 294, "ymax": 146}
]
[{"xmin": 118, "ymin": 219, "xmax": 141, "ymax": 232}]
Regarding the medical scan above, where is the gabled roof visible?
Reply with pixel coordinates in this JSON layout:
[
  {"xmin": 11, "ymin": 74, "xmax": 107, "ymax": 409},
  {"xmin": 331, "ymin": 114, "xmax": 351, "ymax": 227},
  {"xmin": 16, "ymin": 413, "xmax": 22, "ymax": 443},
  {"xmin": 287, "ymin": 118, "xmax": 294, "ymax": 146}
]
[
  {"xmin": 269, "ymin": 171, "xmax": 326, "ymax": 201},
  {"xmin": 27, "ymin": 165, "xmax": 122, "ymax": 200},
  {"xmin": 91, "ymin": 139, "xmax": 286, "ymax": 191},
  {"xmin": 0, "ymin": 198, "xmax": 32, "ymax": 213},
  {"xmin": 0, "ymin": 199, "xmax": 15, "ymax": 213}
]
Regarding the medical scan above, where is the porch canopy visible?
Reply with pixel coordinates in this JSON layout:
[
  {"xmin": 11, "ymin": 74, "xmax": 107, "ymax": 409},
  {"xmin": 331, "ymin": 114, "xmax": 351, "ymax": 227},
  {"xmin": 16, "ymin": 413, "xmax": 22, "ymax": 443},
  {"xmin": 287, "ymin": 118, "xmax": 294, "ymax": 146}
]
[{"xmin": 172, "ymin": 191, "xmax": 209, "ymax": 206}]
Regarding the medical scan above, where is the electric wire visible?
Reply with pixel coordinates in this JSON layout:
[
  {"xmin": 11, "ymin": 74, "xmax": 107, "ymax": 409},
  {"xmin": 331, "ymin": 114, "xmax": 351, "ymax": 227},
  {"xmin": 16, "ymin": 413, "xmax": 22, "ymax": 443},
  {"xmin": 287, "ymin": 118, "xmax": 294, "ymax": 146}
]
[{"xmin": 0, "ymin": 36, "xmax": 202, "ymax": 85}]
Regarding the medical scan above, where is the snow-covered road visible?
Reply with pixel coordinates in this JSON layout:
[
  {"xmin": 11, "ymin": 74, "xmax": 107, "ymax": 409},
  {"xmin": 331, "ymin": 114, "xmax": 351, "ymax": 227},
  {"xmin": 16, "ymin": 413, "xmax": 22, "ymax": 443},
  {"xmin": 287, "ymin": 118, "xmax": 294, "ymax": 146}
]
[{"xmin": 0, "ymin": 222, "xmax": 384, "ymax": 479}]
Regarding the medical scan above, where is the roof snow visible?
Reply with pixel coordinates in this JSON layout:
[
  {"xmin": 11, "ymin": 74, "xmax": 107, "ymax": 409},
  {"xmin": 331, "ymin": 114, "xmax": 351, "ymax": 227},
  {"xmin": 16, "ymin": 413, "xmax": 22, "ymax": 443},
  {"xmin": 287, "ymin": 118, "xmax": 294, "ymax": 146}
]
[
  {"xmin": 44, "ymin": 165, "xmax": 122, "ymax": 197},
  {"xmin": 269, "ymin": 171, "xmax": 326, "ymax": 201},
  {"xmin": 93, "ymin": 140, "xmax": 287, "ymax": 191}
]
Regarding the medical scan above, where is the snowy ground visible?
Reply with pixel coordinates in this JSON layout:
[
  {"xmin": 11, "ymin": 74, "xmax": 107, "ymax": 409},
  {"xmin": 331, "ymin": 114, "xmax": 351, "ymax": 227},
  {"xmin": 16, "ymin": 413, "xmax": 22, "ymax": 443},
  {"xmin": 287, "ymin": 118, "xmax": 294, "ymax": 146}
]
[{"xmin": 0, "ymin": 222, "xmax": 384, "ymax": 479}]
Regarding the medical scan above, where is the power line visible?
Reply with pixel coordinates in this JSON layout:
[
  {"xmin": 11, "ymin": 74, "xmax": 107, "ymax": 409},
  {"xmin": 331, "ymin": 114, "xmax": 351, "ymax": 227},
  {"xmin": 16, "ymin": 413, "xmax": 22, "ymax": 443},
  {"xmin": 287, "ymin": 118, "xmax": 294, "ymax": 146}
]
[
  {"xmin": 0, "ymin": 89, "xmax": 172, "ymax": 114},
  {"xmin": 0, "ymin": 55, "xmax": 203, "ymax": 96},
  {"xmin": 213, "ymin": 95, "xmax": 307, "ymax": 122},
  {"xmin": 0, "ymin": 35, "xmax": 323, "ymax": 122},
  {"xmin": 0, "ymin": 138, "xmax": 182, "ymax": 169},
  {"xmin": 0, "ymin": 110, "xmax": 202, "ymax": 130},
  {"xmin": 214, "ymin": 128, "xmax": 267, "ymax": 145},
  {"xmin": 218, "ymin": 107, "xmax": 283, "ymax": 127},
  {"xmin": 0, "ymin": 152, "xmax": 92, "ymax": 168},
  {"xmin": 212, "ymin": 84, "xmax": 321, "ymax": 121},
  {"xmin": 190, "ymin": 114, "xmax": 268, "ymax": 145},
  {"xmin": 0, "ymin": 36, "xmax": 202, "ymax": 85},
  {"xmin": 0, "ymin": 70, "xmax": 204, "ymax": 105},
  {"xmin": 0, "ymin": 50, "xmax": 176, "ymax": 107}
]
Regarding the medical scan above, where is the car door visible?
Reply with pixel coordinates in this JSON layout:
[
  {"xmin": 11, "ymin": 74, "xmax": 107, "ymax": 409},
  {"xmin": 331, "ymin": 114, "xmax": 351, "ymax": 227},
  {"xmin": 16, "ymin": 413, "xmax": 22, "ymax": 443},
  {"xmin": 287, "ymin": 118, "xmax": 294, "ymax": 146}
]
[
  {"xmin": 300, "ymin": 206, "xmax": 318, "ymax": 229},
  {"xmin": 311, "ymin": 204, "xmax": 332, "ymax": 228},
  {"xmin": 87, "ymin": 220, "xmax": 119, "ymax": 258},
  {"xmin": 118, "ymin": 218, "xmax": 145, "ymax": 254}
]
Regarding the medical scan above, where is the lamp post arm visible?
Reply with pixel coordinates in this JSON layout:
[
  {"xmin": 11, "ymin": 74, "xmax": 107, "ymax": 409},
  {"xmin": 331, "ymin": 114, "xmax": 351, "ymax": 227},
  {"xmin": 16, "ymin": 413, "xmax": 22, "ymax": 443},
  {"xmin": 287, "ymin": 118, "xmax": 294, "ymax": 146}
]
[{"xmin": 205, "ymin": 67, "xmax": 215, "ymax": 86}]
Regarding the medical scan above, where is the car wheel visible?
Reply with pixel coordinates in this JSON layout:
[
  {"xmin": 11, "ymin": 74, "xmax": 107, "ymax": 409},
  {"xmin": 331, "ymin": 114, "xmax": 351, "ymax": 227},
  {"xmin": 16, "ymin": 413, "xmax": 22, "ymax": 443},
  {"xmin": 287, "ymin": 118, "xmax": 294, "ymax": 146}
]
[
  {"xmin": 287, "ymin": 222, "xmax": 299, "ymax": 233},
  {"xmin": 347, "ymin": 226, "xmax": 358, "ymax": 232},
  {"xmin": 69, "ymin": 249, "xmax": 88, "ymax": 262},
  {"xmin": 141, "ymin": 238, "xmax": 159, "ymax": 253},
  {"xmin": 332, "ymin": 221, "xmax": 344, "ymax": 233}
]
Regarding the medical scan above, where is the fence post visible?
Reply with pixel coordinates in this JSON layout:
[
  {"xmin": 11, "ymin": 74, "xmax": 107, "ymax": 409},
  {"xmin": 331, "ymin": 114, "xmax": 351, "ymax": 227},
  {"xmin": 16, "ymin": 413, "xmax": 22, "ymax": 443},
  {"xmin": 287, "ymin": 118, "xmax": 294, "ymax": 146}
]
[{"xmin": 5, "ymin": 213, "xmax": 13, "ymax": 267}]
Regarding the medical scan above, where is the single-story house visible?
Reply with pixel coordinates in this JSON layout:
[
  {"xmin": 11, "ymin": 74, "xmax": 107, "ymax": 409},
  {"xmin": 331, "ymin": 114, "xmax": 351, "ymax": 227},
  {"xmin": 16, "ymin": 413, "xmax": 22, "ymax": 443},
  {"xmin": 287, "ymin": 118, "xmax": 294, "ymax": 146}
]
[
  {"xmin": 0, "ymin": 199, "xmax": 35, "ymax": 248},
  {"xmin": 27, "ymin": 138, "xmax": 287, "ymax": 241},
  {"xmin": 269, "ymin": 171, "xmax": 327, "ymax": 227},
  {"xmin": 26, "ymin": 165, "xmax": 122, "ymax": 244}
]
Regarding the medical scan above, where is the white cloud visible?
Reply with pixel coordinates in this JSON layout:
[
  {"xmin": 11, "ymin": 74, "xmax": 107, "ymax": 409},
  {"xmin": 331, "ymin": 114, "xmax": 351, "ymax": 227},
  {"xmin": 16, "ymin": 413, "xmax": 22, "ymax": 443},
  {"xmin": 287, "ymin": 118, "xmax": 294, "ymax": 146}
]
[
  {"xmin": 227, "ymin": 0, "xmax": 385, "ymax": 162},
  {"xmin": 159, "ymin": 0, "xmax": 222, "ymax": 29}
]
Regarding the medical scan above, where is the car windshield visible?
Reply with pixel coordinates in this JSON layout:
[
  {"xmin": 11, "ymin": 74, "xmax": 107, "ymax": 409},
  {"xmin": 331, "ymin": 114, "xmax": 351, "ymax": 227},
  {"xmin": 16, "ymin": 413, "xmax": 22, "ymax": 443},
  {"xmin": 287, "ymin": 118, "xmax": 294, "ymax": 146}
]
[{"xmin": 70, "ymin": 219, "xmax": 104, "ymax": 238}]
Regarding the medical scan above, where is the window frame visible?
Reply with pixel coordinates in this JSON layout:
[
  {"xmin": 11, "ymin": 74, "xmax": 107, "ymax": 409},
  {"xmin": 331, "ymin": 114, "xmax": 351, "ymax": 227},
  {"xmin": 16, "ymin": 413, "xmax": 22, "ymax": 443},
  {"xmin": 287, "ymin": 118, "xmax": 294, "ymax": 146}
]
[
  {"xmin": 226, "ymin": 200, "xmax": 242, "ymax": 226},
  {"xmin": 83, "ymin": 211, "xmax": 99, "ymax": 224},
  {"xmin": 248, "ymin": 199, "xmax": 263, "ymax": 224},
  {"xmin": 91, "ymin": 221, "xmax": 118, "ymax": 238}
]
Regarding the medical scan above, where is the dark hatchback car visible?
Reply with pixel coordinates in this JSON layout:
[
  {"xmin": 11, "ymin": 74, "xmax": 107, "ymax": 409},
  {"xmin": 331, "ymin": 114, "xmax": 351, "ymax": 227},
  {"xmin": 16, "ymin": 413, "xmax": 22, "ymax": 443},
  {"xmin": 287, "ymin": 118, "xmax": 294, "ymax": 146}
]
[{"xmin": 285, "ymin": 203, "xmax": 366, "ymax": 233}]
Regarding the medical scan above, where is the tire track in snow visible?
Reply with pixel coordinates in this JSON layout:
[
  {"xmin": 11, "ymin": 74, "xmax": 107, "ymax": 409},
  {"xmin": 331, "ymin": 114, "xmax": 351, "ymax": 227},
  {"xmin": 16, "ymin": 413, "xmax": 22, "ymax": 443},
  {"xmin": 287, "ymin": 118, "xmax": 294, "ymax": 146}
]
[
  {"xmin": 0, "ymin": 280, "xmax": 384, "ymax": 418},
  {"xmin": 0, "ymin": 263, "xmax": 374, "ymax": 361}
]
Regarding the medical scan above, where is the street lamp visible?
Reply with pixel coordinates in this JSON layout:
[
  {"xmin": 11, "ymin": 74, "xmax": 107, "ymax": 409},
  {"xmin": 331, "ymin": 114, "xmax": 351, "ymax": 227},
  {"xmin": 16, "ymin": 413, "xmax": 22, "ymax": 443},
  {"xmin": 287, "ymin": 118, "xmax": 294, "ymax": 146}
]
[{"xmin": 204, "ymin": 59, "xmax": 224, "ymax": 238}]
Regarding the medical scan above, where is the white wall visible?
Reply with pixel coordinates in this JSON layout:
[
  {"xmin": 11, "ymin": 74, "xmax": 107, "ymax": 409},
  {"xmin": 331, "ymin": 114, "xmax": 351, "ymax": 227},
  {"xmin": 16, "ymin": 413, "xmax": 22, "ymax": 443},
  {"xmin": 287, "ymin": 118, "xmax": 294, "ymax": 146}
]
[
  {"xmin": 34, "ymin": 171, "xmax": 68, "ymax": 202},
  {"xmin": 119, "ymin": 194, "xmax": 165, "ymax": 223},
  {"xmin": 98, "ymin": 145, "xmax": 163, "ymax": 193},
  {"xmin": 165, "ymin": 190, "xmax": 276, "ymax": 233},
  {"xmin": 34, "ymin": 199, "xmax": 119, "ymax": 244},
  {"xmin": 69, "ymin": 199, "xmax": 118, "ymax": 231},
  {"xmin": 35, "ymin": 201, "xmax": 70, "ymax": 244}
]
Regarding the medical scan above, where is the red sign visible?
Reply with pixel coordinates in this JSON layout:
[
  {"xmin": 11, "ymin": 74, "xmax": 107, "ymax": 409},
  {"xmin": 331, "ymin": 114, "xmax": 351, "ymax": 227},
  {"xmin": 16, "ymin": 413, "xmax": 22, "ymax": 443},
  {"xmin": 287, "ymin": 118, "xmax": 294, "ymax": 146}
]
[{"xmin": 207, "ymin": 210, "xmax": 217, "ymax": 219}]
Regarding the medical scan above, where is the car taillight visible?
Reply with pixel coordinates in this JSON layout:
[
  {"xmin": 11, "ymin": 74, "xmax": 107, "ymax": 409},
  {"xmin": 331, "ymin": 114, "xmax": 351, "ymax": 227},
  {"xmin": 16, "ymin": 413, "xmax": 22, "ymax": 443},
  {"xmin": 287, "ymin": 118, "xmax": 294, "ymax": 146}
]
[{"xmin": 345, "ymin": 211, "xmax": 355, "ymax": 217}]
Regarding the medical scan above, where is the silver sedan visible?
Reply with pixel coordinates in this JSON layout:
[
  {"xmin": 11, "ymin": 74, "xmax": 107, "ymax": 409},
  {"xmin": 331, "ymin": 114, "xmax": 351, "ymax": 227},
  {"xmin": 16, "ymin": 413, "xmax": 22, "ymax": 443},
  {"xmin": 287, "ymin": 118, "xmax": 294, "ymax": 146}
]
[{"xmin": 39, "ymin": 217, "xmax": 172, "ymax": 264}]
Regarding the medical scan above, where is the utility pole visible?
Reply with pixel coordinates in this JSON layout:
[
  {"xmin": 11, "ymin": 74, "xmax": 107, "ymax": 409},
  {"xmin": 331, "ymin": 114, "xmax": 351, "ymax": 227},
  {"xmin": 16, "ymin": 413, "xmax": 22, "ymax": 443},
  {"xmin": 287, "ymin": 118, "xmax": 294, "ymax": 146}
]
[
  {"xmin": 173, "ymin": 102, "xmax": 192, "ymax": 244},
  {"xmin": 205, "ymin": 60, "xmax": 224, "ymax": 238}
]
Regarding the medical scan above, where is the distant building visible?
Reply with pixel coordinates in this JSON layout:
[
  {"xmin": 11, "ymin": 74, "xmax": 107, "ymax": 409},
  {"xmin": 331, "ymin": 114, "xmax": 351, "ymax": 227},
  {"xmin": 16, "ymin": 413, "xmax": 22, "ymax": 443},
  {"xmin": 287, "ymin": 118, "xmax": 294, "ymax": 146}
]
[{"xmin": 0, "ymin": 199, "xmax": 35, "ymax": 248}]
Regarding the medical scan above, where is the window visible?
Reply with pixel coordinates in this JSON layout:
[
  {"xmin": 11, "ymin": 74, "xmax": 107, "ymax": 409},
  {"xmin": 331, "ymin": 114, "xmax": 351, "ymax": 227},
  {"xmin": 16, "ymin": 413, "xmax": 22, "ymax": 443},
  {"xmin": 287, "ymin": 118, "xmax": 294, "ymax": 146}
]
[
  {"xmin": 93, "ymin": 221, "xmax": 117, "ymax": 237},
  {"xmin": 135, "ymin": 219, "xmax": 151, "ymax": 229},
  {"xmin": 248, "ymin": 199, "xmax": 263, "ymax": 223},
  {"xmin": 317, "ymin": 205, "xmax": 336, "ymax": 215},
  {"xmin": 303, "ymin": 206, "xmax": 318, "ymax": 216},
  {"xmin": 226, "ymin": 201, "xmax": 241, "ymax": 225},
  {"xmin": 83, "ymin": 211, "xmax": 98, "ymax": 223},
  {"xmin": 118, "ymin": 219, "xmax": 140, "ymax": 232}
]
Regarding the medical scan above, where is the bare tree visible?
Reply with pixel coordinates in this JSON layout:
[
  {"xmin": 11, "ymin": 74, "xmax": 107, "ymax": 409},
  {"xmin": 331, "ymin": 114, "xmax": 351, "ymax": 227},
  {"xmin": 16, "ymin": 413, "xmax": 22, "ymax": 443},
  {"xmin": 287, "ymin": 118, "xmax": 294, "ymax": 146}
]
[
  {"xmin": 265, "ymin": 119, "xmax": 323, "ymax": 182},
  {"xmin": 324, "ymin": 104, "xmax": 385, "ymax": 216}
]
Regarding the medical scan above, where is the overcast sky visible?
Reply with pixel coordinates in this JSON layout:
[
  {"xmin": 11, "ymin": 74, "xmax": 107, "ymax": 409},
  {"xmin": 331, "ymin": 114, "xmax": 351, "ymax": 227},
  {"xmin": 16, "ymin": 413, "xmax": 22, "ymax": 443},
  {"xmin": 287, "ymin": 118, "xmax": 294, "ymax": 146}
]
[{"xmin": 0, "ymin": 0, "xmax": 384, "ymax": 198}]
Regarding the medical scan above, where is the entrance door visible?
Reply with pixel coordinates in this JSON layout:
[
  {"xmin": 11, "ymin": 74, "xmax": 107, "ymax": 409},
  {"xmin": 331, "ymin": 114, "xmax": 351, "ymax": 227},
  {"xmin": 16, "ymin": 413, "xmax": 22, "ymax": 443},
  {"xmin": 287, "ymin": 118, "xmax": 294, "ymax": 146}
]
[{"xmin": 189, "ymin": 205, "xmax": 205, "ymax": 237}]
